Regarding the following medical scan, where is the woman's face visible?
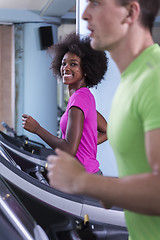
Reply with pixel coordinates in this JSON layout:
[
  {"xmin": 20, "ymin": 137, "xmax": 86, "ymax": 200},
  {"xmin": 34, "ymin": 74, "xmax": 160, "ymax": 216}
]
[{"xmin": 60, "ymin": 52, "xmax": 84, "ymax": 86}]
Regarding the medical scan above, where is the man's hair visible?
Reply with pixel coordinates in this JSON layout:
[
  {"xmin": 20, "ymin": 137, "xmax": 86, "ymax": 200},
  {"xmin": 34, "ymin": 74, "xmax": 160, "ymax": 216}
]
[{"xmin": 118, "ymin": 0, "xmax": 160, "ymax": 32}]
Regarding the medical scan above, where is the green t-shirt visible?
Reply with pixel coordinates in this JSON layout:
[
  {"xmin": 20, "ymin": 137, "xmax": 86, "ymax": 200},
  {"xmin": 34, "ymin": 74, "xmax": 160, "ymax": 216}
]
[{"xmin": 108, "ymin": 44, "xmax": 160, "ymax": 240}]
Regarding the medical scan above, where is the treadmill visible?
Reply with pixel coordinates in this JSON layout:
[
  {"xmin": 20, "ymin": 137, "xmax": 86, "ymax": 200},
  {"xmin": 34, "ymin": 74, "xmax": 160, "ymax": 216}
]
[
  {"xmin": 0, "ymin": 175, "xmax": 49, "ymax": 240},
  {"xmin": 0, "ymin": 143, "xmax": 128, "ymax": 239}
]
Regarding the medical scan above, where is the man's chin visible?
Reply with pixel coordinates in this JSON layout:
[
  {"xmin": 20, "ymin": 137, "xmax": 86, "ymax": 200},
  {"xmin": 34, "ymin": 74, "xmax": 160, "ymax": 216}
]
[{"xmin": 90, "ymin": 39, "xmax": 103, "ymax": 51}]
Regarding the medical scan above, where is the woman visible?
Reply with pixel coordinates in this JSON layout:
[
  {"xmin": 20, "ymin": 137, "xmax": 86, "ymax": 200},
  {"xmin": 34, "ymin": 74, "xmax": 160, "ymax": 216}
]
[{"xmin": 22, "ymin": 33, "xmax": 108, "ymax": 174}]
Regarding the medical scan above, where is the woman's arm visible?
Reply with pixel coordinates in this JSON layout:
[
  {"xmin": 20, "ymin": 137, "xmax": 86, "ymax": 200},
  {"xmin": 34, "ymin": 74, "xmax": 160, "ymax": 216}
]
[
  {"xmin": 22, "ymin": 108, "xmax": 84, "ymax": 156},
  {"xmin": 97, "ymin": 110, "xmax": 108, "ymax": 144}
]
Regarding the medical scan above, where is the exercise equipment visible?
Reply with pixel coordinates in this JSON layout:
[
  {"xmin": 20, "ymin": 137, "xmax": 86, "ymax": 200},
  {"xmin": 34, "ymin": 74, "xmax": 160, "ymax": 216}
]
[{"xmin": 0, "ymin": 143, "xmax": 128, "ymax": 239}]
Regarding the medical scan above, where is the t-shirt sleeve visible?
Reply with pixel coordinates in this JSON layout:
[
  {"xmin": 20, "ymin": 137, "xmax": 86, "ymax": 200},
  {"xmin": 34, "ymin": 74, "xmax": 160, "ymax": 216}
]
[
  {"xmin": 138, "ymin": 70, "xmax": 160, "ymax": 132},
  {"xmin": 68, "ymin": 91, "xmax": 90, "ymax": 118}
]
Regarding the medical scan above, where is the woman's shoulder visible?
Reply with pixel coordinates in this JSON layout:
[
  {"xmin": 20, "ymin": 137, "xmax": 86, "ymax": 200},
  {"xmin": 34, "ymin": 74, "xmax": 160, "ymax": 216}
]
[
  {"xmin": 75, "ymin": 87, "xmax": 92, "ymax": 97},
  {"xmin": 74, "ymin": 88, "xmax": 95, "ymax": 106},
  {"xmin": 69, "ymin": 87, "xmax": 94, "ymax": 105}
]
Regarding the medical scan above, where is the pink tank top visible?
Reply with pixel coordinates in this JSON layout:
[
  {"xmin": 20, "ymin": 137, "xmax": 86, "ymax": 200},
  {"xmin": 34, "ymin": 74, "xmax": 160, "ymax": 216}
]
[{"xmin": 60, "ymin": 87, "xmax": 99, "ymax": 173}]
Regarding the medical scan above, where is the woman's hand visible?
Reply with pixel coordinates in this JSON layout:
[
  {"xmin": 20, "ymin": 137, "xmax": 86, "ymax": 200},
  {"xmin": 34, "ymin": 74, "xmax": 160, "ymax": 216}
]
[{"xmin": 22, "ymin": 114, "xmax": 41, "ymax": 134}]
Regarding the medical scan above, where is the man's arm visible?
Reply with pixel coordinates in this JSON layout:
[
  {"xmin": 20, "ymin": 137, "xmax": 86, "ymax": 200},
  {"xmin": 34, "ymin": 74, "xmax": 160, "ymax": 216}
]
[{"xmin": 47, "ymin": 129, "xmax": 160, "ymax": 215}]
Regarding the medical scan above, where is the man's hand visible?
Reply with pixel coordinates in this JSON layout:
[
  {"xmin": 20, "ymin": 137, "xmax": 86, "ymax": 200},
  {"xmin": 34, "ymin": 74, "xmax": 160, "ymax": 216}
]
[{"xmin": 47, "ymin": 148, "xmax": 86, "ymax": 194}]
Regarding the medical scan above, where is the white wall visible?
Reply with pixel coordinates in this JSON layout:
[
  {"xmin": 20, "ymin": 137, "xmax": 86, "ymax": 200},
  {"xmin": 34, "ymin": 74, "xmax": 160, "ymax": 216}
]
[
  {"xmin": 77, "ymin": 0, "xmax": 121, "ymax": 176},
  {"xmin": 22, "ymin": 23, "xmax": 58, "ymax": 147}
]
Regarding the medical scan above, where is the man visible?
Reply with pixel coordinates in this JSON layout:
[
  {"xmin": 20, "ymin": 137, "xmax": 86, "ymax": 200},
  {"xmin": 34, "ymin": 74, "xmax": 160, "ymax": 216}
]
[{"xmin": 47, "ymin": 0, "xmax": 160, "ymax": 239}]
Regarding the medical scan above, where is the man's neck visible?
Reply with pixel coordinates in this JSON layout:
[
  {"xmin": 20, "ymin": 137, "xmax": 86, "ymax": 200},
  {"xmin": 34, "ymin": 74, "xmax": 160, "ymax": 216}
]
[{"xmin": 110, "ymin": 28, "xmax": 154, "ymax": 73}]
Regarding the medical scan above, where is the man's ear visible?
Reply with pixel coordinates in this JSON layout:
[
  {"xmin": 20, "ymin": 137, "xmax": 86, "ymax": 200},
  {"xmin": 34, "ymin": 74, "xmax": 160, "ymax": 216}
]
[{"xmin": 124, "ymin": 1, "xmax": 140, "ymax": 24}]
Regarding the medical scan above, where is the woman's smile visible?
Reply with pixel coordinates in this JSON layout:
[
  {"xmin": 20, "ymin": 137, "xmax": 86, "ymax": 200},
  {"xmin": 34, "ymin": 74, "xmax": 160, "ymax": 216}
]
[{"xmin": 60, "ymin": 52, "xmax": 84, "ymax": 86}]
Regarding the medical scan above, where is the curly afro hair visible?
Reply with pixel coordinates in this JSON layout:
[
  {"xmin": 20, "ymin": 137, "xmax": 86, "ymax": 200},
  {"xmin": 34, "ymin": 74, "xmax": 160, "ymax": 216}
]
[{"xmin": 48, "ymin": 32, "xmax": 108, "ymax": 88}]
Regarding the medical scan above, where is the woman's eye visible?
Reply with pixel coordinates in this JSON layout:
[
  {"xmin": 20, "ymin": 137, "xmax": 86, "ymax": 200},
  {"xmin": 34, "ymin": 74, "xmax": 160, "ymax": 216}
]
[
  {"xmin": 61, "ymin": 62, "xmax": 79, "ymax": 67},
  {"xmin": 71, "ymin": 63, "xmax": 77, "ymax": 66}
]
